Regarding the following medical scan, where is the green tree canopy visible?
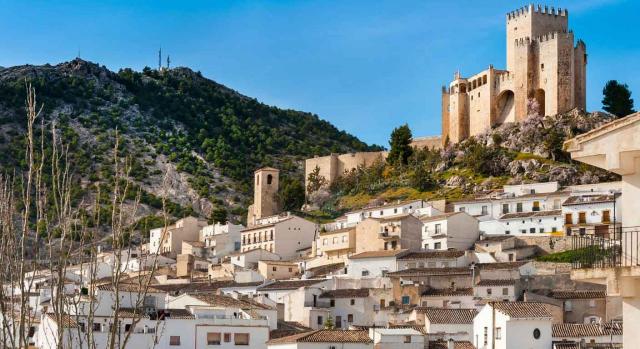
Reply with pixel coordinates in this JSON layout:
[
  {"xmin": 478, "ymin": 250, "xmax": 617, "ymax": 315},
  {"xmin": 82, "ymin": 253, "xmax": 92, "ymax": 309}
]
[
  {"xmin": 602, "ymin": 80, "xmax": 635, "ymax": 117},
  {"xmin": 279, "ymin": 178, "xmax": 305, "ymax": 211},
  {"xmin": 387, "ymin": 124, "xmax": 413, "ymax": 166},
  {"xmin": 210, "ymin": 206, "xmax": 228, "ymax": 224}
]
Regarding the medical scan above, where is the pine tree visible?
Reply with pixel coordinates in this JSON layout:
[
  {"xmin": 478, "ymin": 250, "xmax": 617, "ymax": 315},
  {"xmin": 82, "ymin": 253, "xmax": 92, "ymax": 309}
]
[
  {"xmin": 387, "ymin": 124, "xmax": 413, "ymax": 166},
  {"xmin": 602, "ymin": 80, "xmax": 635, "ymax": 117},
  {"xmin": 306, "ymin": 165, "xmax": 328, "ymax": 193}
]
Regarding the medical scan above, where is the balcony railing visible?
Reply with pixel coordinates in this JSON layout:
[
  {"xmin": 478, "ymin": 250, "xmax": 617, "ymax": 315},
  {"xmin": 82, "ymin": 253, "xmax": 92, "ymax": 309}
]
[{"xmin": 571, "ymin": 228, "xmax": 640, "ymax": 269}]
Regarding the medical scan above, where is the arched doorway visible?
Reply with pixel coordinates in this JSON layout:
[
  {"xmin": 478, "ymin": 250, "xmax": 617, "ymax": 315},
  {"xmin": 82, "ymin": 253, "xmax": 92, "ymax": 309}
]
[{"xmin": 494, "ymin": 90, "xmax": 515, "ymax": 126}]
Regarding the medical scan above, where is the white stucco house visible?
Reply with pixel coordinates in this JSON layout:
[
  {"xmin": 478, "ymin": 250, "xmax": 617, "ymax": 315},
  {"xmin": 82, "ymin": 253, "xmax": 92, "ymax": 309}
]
[
  {"xmin": 421, "ymin": 212, "xmax": 479, "ymax": 250},
  {"xmin": 473, "ymin": 302, "xmax": 552, "ymax": 349}
]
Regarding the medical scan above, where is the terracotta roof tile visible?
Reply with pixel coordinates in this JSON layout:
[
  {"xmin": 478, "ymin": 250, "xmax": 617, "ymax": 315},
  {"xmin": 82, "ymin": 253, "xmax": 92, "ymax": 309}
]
[
  {"xmin": 552, "ymin": 323, "xmax": 622, "ymax": 337},
  {"xmin": 476, "ymin": 279, "xmax": 517, "ymax": 286},
  {"xmin": 491, "ymin": 302, "xmax": 551, "ymax": 319},
  {"xmin": 398, "ymin": 251, "xmax": 465, "ymax": 260},
  {"xmin": 417, "ymin": 307, "xmax": 478, "ymax": 324},
  {"xmin": 422, "ymin": 287, "xmax": 473, "ymax": 297},
  {"xmin": 563, "ymin": 195, "xmax": 614, "ymax": 206},
  {"xmin": 387, "ymin": 267, "xmax": 471, "ymax": 277},
  {"xmin": 257, "ymin": 279, "xmax": 326, "ymax": 291},
  {"xmin": 319, "ymin": 288, "xmax": 369, "ymax": 298},
  {"xmin": 500, "ymin": 209, "xmax": 562, "ymax": 220},
  {"xmin": 349, "ymin": 249, "xmax": 407, "ymax": 259},
  {"xmin": 476, "ymin": 261, "xmax": 528, "ymax": 270},
  {"xmin": 551, "ymin": 290, "xmax": 606, "ymax": 299},
  {"xmin": 267, "ymin": 330, "xmax": 372, "ymax": 344},
  {"xmin": 190, "ymin": 293, "xmax": 273, "ymax": 310}
]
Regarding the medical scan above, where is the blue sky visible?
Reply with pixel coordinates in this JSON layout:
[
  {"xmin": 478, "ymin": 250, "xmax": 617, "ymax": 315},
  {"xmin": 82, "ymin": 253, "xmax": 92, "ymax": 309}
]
[{"xmin": 1, "ymin": 0, "xmax": 638, "ymax": 146}]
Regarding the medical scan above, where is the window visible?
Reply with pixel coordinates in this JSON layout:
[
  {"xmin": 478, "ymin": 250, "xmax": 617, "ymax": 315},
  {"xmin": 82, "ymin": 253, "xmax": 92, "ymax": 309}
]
[
  {"xmin": 234, "ymin": 333, "xmax": 250, "ymax": 346},
  {"xmin": 170, "ymin": 336, "xmax": 181, "ymax": 346},
  {"xmin": 288, "ymin": 267, "xmax": 293, "ymax": 272},
  {"xmin": 92, "ymin": 323, "xmax": 101, "ymax": 332},
  {"xmin": 602, "ymin": 210, "xmax": 611, "ymax": 223},
  {"xmin": 502, "ymin": 204, "xmax": 509, "ymax": 214},
  {"xmin": 540, "ymin": 63, "xmax": 545, "ymax": 71},
  {"xmin": 272, "ymin": 266, "xmax": 277, "ymax": 272},
  {"xmin": 552, "ymin": 227, "xmax": 557, "ymax": 232},
  {"xmin": 224, "ymin": 333, "xmax": 231, "ymax": 343},
  {"xmin": 267, "ymin": 174, "xmax": 273, "ymax": 185},
  {"xmin": 533, "ymin": 201, "xmax": 540, "ymax": 211},
  {"xmin": 516, "ymin": 203, "xmax": 523, "ymax": 212},
  {"xmin": 434, "ymin": 242, "xmax": 441, "ymax": 249},
  {"xmin": 207, "ymin": 332, "xmax": 221, "ymax": 345},
  {"xmin": 330, "ymin": 299, "xmax": 335, "ymax": 307},
  {"xmin": 323, "ymin": 238, "xmax": 327, "ymax": 246},
  {"xmin": 435, "ymin": 224, "xmax": 442, "ymax": 234},
  {"xmin": 533, "ymin": 328, "xmax": 541, "ymax": 339},
  {"xmin": 508, "ymin": 253, "xmax": 514, "ymax": 261},
  {"xmin": 342, "ymin": 235, "xmax": 347, "ymax": 242},
  {"xmin": 539, "ymin": 228, "xmax": 544, "ymax": 233},
  {"xmin": 402, "ymin": 296, "xmax": 410, "ymax": 305},
  {"xmin": 404, "ymin": 335, "xmax": 412, "ymax": 343},
  {"xmin": 481, "ymin": 206, "xmax": 488, "ymax": 215},
  {"xmin": 530, "ymin": 228, "xmax": 535, "ymax": 234},
  {"xmin": 579, "ymin": 212, "xmax": 586, "ymax": 224},
  {"xmin": 459, "ymin": 207, "xmax": 466, "ymax": 212},
  {"xmin": 487, "ymin": 288, "xmax": 492, "ymax": 295},
  {"xmin": 565, "ymin": 300, "xmax": 573, "ymax": 311},
  {"xmin": 124, "ymin": 324, "xmax": 132, "ymax": 332},
  {"xmin": 589, "ymin": 300, "xmax": 596, "ymax": 308},
  {"xmin": 361, "ymin": 270, "xmax": 369, "ymax": 277},
  {"xmin": 350, "ymin": 299, "xmax": 355, "ymax": 305},
  {"xmin": 380, "ymin": 299, "xmax": 386, "ymax": 308},
  {"xmin": 505, "ymin": 230, "xmax": 510, "ymax": 235},
  {"xmin": 332, "ymin": 237, "xmax": 338, "ymax": 244},
  {"xmin": 502, "ymin": 288, "xmax": 509, "ymax": 296},
  {"xmin": 496, "ymin": 327, "xmax": 502, "ymax": 340},
  {"xmin": 565, "ymin": 213, "xmax": 573, "ymax": 224},
  {"xmin": 347, "ymin": 314, "xmax": 354, "ymax": 322},
  {"xmin": 317, "ymin": 316, "xmax": 323, "ymax": 325}
]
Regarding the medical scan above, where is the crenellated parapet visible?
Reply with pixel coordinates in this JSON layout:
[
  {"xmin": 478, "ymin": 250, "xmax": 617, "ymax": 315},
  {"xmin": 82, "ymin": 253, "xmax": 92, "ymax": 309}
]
[{"xmin": 507, "ymin": 4, "xmax": 568, "ymax": 20}]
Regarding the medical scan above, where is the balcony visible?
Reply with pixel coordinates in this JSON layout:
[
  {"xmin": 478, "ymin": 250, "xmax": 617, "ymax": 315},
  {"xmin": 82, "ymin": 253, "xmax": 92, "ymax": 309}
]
[{"xmin": 570, "ymin": 228, "xmax": 640, "ymax": 269}]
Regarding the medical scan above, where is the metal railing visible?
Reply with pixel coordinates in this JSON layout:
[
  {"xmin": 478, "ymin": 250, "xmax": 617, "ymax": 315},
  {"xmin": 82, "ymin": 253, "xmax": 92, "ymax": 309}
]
[{"xmin": 571, "ymin": 228, "xmax": 640, "ymax": 269}]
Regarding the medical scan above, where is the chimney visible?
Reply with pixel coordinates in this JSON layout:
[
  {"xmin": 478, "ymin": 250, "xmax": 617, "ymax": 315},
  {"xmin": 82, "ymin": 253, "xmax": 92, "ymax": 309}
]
[{"xmin": 447, "ymin": 338, "xmax": 455, "ymax": 349}]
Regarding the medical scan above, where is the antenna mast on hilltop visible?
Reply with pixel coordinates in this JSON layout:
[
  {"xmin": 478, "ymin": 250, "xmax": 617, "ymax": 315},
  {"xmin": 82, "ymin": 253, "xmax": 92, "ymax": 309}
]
[
  {"xmin": 158, "ymin": 47, "xmax": 162, "ymax": 70},
  {"xmin": 166, "ymin": 55, "xmax": 171, "ymax": 70}
]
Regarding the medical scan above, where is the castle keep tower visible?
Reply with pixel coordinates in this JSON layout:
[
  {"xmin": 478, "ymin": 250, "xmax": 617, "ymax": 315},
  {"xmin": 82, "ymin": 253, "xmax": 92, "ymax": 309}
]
[
  {"xmin": 442, "ymin": 4, "xmax": 587, "ymax": 144},
  {"xmin": 247, "ymin": 167, "xmax": 280, "ymax": 226}
]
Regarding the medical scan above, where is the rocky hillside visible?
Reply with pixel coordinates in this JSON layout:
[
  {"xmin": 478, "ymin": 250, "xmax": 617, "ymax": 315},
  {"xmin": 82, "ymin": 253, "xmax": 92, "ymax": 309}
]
[
  {"xmin": 0, "ymin": 59, "xmax": 381, "ymax": 230},
  {"xmin": 317, "ymin": 108, "xmax": 619, "ymax": 213}
]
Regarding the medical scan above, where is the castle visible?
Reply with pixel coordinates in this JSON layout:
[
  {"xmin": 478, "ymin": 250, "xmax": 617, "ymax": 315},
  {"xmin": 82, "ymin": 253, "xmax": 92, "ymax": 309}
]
[{"xmin": 442, "ymin": 4, "xmax": 587, "ymax": 143}]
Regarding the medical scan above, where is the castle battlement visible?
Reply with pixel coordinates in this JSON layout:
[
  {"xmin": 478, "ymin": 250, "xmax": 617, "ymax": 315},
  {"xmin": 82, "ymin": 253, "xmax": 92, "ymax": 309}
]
[
  {"xmin": 507, "ymin": 4, "xmax": 568, "ymax": 20},
  {"xmin": 514, "ymin": 29, "xmax": 574, "ymax": 46}
]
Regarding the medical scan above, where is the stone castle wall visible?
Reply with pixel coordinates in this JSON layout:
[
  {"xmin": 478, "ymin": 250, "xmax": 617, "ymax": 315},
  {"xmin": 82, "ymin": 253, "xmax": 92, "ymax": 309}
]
[{"xmin": 304, "ymin": 151, "xmax": 387, "ymax": 192}]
